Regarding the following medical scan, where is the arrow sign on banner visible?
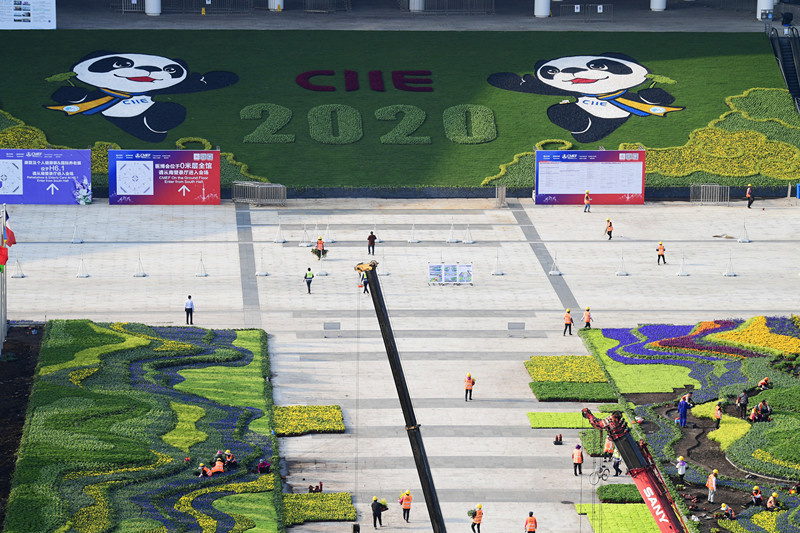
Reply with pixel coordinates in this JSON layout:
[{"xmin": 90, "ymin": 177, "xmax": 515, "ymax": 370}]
[
  {"xmin": 47, "ymin": 183, "xmax": 59, "ymax": 195},
  {"xmin": 178, "ymin": 185, "xmax": 190, "ymax": 196}
]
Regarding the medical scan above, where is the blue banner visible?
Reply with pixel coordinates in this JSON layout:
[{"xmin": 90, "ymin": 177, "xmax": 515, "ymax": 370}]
[{"xmin": 0, "ymin": 149, "xmax": 92, "ymax": 204}]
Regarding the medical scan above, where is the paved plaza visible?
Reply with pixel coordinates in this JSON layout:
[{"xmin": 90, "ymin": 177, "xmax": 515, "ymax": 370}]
[{"xmin": 6, "ymin": 195, "xmax": 800, "ymax": 531}]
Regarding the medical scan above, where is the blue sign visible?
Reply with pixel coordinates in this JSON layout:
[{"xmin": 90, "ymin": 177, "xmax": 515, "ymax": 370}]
[{"xmin": 0, "ymin": 149, "xmax": 92, "ymax": 204}]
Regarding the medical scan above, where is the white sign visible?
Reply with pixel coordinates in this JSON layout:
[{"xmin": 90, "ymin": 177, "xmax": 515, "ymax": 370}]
[
  {"xmin": 428, "ymin": 263, "xmax": 473, "ymax": 285},
  {"xmin": 0, "ymin": 0, "xmax": 56, "ymax": 29}
]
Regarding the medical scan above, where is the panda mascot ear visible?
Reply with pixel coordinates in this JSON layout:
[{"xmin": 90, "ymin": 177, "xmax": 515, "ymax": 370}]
[
  {"xmin": 71, "ymin": 50, "xmax": 117, "ymax": 70},
  {"xmin": 596, "ymin": 53, "xmax": 649, "ymax": 72}
]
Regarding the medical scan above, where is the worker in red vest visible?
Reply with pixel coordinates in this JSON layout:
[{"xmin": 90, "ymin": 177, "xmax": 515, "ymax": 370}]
[
  {"xmin": 563, "ymin": 309, "xmax": 573, "ymax": 336},
  {"xmin": 745, "ymin": 486, "xmax": 763, "ymax": 508},
  {"xmin": 759, "ymin": 377, "xmax": 771, "ymax": 390},
  {"xmin": 400, "ymin": 490, "xmax": 412, "ymax": 522},
  {"xmin": 746, "ymin": 184, "xmax": 754, "ymax": 208},
  {"xmin": 602, "ymin": 436, "xmax": 614, "ymax": 462},
  {"xmin": 465, "ymin": 373, "xmax": 475, "ymax": 402},
  {"xmin": 713, "ymin": 402, "xmax": 722, "ymax": 429},
  {"xmin": 605, "ymin": 218, "xmax": 613, "ymax": 240},
  {"xmin": 224, "ymin": 449, "xmax": 237, "ymax": 468},
  {"xmin": 525, "ymin": 511, "xmax": 538, "ymax": 531},
  {"xmin": 583, "ymin": 190, "xmax": 592, "ymax": 213},
  {"xmin": 657, "ymin": 242, "xmax": 667, "ymax": 265},
  {"xmin": 572, "ymin": 444, "xmax": 584, "ymax": 476},
  {"xmin": 706, "ymin": 469, "xmax": 718, "ymax": 503},
  {"xmin": 471, "ymin": 504, "xmax": 483, "ymax": 533},
  {"xmin": 583, "ymin": 307, "xmax": 593, "ymax": 330}
]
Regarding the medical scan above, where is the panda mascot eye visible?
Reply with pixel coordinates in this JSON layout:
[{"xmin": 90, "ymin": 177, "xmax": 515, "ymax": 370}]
[
  {"xmin": 587, "ymin": 61, "xmax": 608, "ymax": 71},
  {"xmin": 539, "ymin": 67, "xmax": 560, "ymax": 80},
  {"xmin": 112, "ymin": 59, "xmax": 134, "ymax": 69},
  {"xmin": 163, "ymin": 63, "xmax": 185, "ymax": 78}
]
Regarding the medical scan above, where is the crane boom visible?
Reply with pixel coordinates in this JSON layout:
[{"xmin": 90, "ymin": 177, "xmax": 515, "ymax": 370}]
[
  {"xmin": 582, "ymin": 408, "xmax": 689, "ymax": 533},
  {"xmin": 356, "ymin": 261, "xmax": 447, "ymax": 533}
]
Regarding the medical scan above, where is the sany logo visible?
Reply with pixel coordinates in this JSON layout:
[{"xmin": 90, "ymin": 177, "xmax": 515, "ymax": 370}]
[{"xmin": 642, "ymin": 486, "xmax": 671, "ymax": 524}]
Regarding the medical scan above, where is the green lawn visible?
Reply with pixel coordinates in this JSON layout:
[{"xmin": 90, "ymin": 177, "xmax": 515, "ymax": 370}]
[
  {"xmin": 213, "ymin": 493, "xmax": 279, "ymax": 533},
  {"xmin": 0, "ymin": 31, "xmax": 787, "ymax": 188},
  {"xmin": 527, "ymin": 412, "xmax": 592, "ymax": 429},
  {"xmin": 575, "ymin": 503, "xmax": 660, "ymax": 533}
]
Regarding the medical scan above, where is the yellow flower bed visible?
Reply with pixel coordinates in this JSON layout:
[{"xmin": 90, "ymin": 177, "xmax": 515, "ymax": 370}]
[
  {"xmin": 69, "ymin": 367, "xmax": 99, "ymax": 387},
  {"xmin": 274, "ymin": 405, "xmax": 345, "ymax": 436},
  {"xmin": 751, "ymin": 510, "xmax": 786, "ymax": 533},
  {"xmin": 65, "ymin": 450, "xmax": 173, "ymax": 480},
  {"xmin": 692, "ymin": 401, "xmax": 750, "ymax": 451},
  {"xmin": 752, "ymin": 449, "xmax": 800, "ymax": 473},
  {"xmin": 174, "ymin": 472, "xmax": 275, "ymax": 532},
  {"xmin": 283, "ymin": 492, "xmax": 357, "ymax": 525},
  {"xmin": 70, "ymin": 481, "xmax": 120, "ymax": 533},
  {"xmin": 110, "ymin": 322, "xmax": 194, "ymax": 353},
  {"xmin": 712, "ymin": 316, "xmax": 800, "ymax": 356},
  {"xmin": 525, "ymin": 355, "xmax": 607, "ymax": 383}
]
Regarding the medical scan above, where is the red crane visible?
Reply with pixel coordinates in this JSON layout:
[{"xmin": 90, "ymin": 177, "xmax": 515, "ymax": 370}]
[{"xmin": 582, "ymin": 408, "xmax": 689, "ymax": 533}]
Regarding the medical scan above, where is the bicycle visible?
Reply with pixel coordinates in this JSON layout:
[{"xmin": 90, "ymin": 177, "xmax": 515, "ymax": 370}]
[{"xmin": 589, "ymin": 462, "xmax": 610, "ymax": 485}]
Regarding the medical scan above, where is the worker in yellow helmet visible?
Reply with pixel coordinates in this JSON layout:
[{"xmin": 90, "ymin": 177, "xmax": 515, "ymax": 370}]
[
  {"xmin": 657, "ymin": 241, "xmax": 666, "ymax": 265},
  {"xmin": 471, "ymin": 504, "xmax": 483, "ymax": 532},
  {"xmin": 746, "ymin": 183, "xmax": 754, "ymax": 208},
  {"xmin": 563, "ymin": 309, "xmax": 573, "ymax": 336},
  {"xmin": 584, "ymin": 190, "xmax": 592, "ymax": 213},
  {"xmin": 605, "ymin": 218, "xmax": 613, "ymax": 240},
  {"xmin": 706, "ymin": 469, "xmax": 718, "ymax": 503},
  {"xmin": 720, "ymin": 503, "xmax": 735, "ymax": 519},
  {"xmin": 767, "ymin": 492, "xmax": 780, "ymax": 510},
  {"xmin": 465, "ymin": 372, "xmax": 475, "ymax": 402},
  {"xmin": 399, "ymin": 490, "xmax": 412, "ymax": 522},
  {"xmin": 583, "ymin": 307, "xmax": 593, "ymax": 330}
]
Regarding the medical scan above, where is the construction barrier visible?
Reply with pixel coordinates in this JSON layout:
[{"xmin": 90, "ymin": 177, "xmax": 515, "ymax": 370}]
[
  {"xmin": 232, "ymin": 182, "xmax": 287, "ymax": 206},
  {"xmin": 690, "ymin": 183, "xmax": 730, "ymax": 206}
]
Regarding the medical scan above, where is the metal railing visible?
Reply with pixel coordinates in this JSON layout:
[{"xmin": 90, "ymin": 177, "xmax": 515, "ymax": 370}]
[
  {"xmin": 495, "ymin": 185, "xmax": 507, "ymax": 208},
  {"xmin": 399, "ymin": 0, "xmax": 495, "ymax": 14},
  {"xmin": 690, "ymin": 183, "xmax": 730, "ymax": 206},
  {"xmin": 232, "ymin": 181, "xmax": 287, "ymax": 206},
  {"xmin": 118, "ymin": 0, "xmax": 255, "ymax": 14},
  {"xmin": 556, "ymin": 3, "xmax": 612, "ymax": 21},
  {"xmin": 110, "ymin": 0, "xmax": 145, "ymax": 12}
]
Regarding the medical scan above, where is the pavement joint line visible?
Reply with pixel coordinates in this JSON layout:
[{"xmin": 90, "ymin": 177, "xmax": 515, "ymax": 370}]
[
  {"xmin": 235, "ymin": 203, "xmax": 262, "ymax": 328},
  {"xmin": 508, "ymin": 199, "xmax": 580, "ymax": 311}
]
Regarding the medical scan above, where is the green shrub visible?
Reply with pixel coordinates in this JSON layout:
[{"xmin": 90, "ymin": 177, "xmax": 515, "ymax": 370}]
[
  {"xmin": 528, "ymin": 381, "xmax": 616, "ymax": 402},
  {"xmin": 597, "ymin": 484, "xmax": 644, "ymax": 503}
]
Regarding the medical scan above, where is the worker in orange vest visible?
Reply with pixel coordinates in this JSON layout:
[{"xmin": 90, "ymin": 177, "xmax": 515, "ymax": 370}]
[
  {"xmin": 563, "ymin": 309, "xmax": 573, "ymax": 336},
  {"xmin": 758, "ymin": 377, "xmax": 771, "ymax": 390},
  {"xmin": 713, "ymin": 402, "xmax": 722, "ymax": 429},
  {"xmin": 465, "ymin": 373, "xmax": 475, "ymax": 402},
  {"xmin": 315, "ymin": 237, "xmax": 325, "ymax": 260},
  {"xmin": 720, "ymin": 503, "xmax": 735, "ymax": 519},
  {"xmin": 525, "ymin": 511, "xmax": 538, "ymax": 531},
  {"xmin": 605, "ymin": 218, "xmax": 613, "ymax": 240},
  {"xmin": 656, "ymin": 242, "xmax": 667, "ymax": 265},
  {"xmin": 583, "ymin": 307, "xmax": 593, "ymax": 330},
  {"xmin": 210, "ymin": 458, "xmax": 226, "ymax": 475},
  {"xmin": 583, "ymin": 190, "xmax": 592, "ymax": 213},
  {"xmin": 767, "ymin": 492, "xmax": 780, "ymax": 510},
  {"xmin": 224, "ymin": 449, "xmax": 237, "ymax": 468},
  {"xmin": 602, "ymin": 436, "xmax": 614, "ymax": 462},
  {"xmin": 196, "ymin": 462, "xmax": 212, "ymax": 477},
  {"xmin": 572, "ymin": 444, "xmax": 584, "ymax": 476},
  {"xmin": 745, "ymin": 485, "xmax": 763, "ymax": 508},
  {"xmin": 706, "ymin": 469, "xmax": 718, "ymax": 503},
  {"xmin": 400, "ymin": 490, "xmax": 412, "ymax": 522},
  {"xmin": 746, "ymin": 184, "xmax": 754, "ymax": 208},
  {"xmin": 471, "ymin": 504, "xmax": 483, "ymax": 533}
]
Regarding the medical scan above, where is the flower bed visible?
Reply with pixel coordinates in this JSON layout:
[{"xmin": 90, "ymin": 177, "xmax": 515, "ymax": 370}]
[
  {"xmin": 597, "ymin": 484, "xmax": 644, "ymax": 503},
  {"xmin": 575, "ymin": 503, "xmax": 659, "ymax": 533},
  {"xmin": 692, "ymin": 400, "xmax": 751, "ymax": 451},
  {"xmin": 283, "ymin": 492, "xmax": 357, "ymax": 525},
  {"xmin": 524, "ymin": 355, "xmax": 607, "ymax": 383},
  {"xmin": 528, "ymin": 381, "xmax": 616, "ymax": 402},
  {"xmin": 527, "ymin": 412, "xmax": 592, "ymax": 429},
  {"xmin": 711, "ymin": 316, "xmax": 800, "ymax": 357},
  {"xmin": 274, "ymin": 405, "xmax": 345, "ymax": 436}
]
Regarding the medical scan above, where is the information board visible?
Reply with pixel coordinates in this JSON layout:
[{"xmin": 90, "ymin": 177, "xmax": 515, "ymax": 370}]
[
  {"xmin": 428, "ymin": 263, "xmax": 473, "ymax": 286},
  {"xmin": 535, "ymin": 150, "xmax": 645, "ymax": 205},
  {"xmin": 0, "ymin": 149, "xmax": 91, "ymax": 204},
  {"xmin": 109, "ymin": 150, "xmax": 221, "ymax": 205},
  {"xmin": 0, "ymin": 0, "xmax": 56, "ymax": 29}
]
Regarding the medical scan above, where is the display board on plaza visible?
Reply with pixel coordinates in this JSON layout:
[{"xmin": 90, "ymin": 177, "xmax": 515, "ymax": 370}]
[{"xmin": 0, "ymin": 149, "xmax": 91, "ymax": 204}]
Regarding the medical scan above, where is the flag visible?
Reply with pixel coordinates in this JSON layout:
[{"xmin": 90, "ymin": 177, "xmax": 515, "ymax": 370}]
[
  {"xmin": 0, "ymin": 246, "xmax": 7, "ymax": 267},
  {"xmin": 3, "ymin": 225, "xmax": 15, "ymax": 247}
]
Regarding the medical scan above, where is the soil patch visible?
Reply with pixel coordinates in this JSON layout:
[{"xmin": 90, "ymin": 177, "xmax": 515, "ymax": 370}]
[{"xmin": 0, "ymin": 325, "xmax": 43, "ymax": 525}]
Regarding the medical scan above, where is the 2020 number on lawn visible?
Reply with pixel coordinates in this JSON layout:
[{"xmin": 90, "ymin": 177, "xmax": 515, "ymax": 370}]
[{"xmin": 240, "ymin": 103, "xmax": 498, "ymax": 146}]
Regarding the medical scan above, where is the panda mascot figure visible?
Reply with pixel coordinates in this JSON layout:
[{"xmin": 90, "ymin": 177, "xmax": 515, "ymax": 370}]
[
  {"xmin": 46, "ymin": 51, "xmax": 238, "ymax": 143},
  {"xmin": 488, "ymin": 53, "xmax": 683, "ymax": 143}
]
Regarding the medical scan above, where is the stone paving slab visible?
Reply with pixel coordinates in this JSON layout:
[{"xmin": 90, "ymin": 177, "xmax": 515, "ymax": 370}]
[{"xmin": 5, "ymin": 197, "xmax": 799, "ymax": 532}]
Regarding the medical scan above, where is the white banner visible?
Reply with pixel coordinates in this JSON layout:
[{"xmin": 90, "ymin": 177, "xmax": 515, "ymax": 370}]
[{"xmin": 0, "ymin": 0, "xmax": 56, "ymax": 29}]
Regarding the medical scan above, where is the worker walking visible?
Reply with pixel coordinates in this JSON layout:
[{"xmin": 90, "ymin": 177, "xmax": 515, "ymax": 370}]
[
  {"xmin": 304, "ymin": 268, "xmax": 314, "ymax": 294},
  {"xmin": 400, "ymin": 490, "xmax": 412, "ymax": 522},
  {"xmin": 612, "ymin": 448, "xmax": 623, "ymax": 476},
  {"xmin": 746, "ymin": 184, "xmax": 754, "ymax": 208},
  {"xmin": 360, "ymin": 270, "xmax": 369, "ymax": 294},
  {"xmin": 471, "ymin": 504, "xmax": 483, "ymax": 533},
  {"xmin": 465, "ymin": 373, "xmax": 475, "ymax": 402},
  {"xmin": 314, "ymin": 236, "xmax": 325, "ymax": 260},
  {"xmin": 572, "ymin": 444, "xmax": 584, "ymax": 476},
  {"xmin": 525, "ymin": 511, "xmax": 538, "ymax": 532},
  {"xmin": 736, "ymin": 390, "xmax": 749, "ymax": 419},
  {"xmin": 367, "ymin": 231, "xmax": 377, "ymax": 255},
  {"xmin": 713, "ymin": 402, "xmax": 722, "ymax": 429},
  {"xmin": 583, "ymin": 307, "xmax": 593, "ymax": 329},
  {"xmin": 563, "ymin": 309, "xmax": 573, "ymax": 336},
  {"xmin": 657, "ymin": 242, "xmax": 667, "ymax": 264},
  {"xmin": 677, "ymin": 397, "xmax": 690, "ymax": 428},
  {"xmin": 584, "ymin": 190, "xmax": 592, "ymax": 213},
  {"xmin": 605, "ymin": 218, "xmax": 613, "ymax": 240},
  {"xmin": 371, "ymin": 496, "xmax": 387, "ymax": 529},
  {"xmin": 706, "ymin": 469, "xmax": 718, "ymax": 503}
]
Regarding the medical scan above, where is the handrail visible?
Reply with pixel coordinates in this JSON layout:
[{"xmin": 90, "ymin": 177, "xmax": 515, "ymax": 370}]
[{"xmin": 769, "ymin": 28, "xmax": 792, "ymax": 92}]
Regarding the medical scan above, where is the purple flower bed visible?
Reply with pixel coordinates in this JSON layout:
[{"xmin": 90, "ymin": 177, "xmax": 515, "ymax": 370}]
[
  {"xmin": 766, "ymin": 316, "xmax": 800, "ymax": 339},
  {"xmin": 649, "ymin": 320, "xmax": 766, "ymax": 359}
]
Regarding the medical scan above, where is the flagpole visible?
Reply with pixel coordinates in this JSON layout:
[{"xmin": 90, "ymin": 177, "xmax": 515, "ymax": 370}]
[{"xmin": 1, "ymin": 203, "xmax": 6, "ymax": 354}]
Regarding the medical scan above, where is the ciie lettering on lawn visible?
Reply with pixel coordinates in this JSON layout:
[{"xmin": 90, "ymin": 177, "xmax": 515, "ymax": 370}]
[
  {"xmin": 642, "ymin": 486, "xmax": 671, "ymax": 524},
  {"xmin": 296, "ymin": 70, "xmax": 433, "ymax": 92}
]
